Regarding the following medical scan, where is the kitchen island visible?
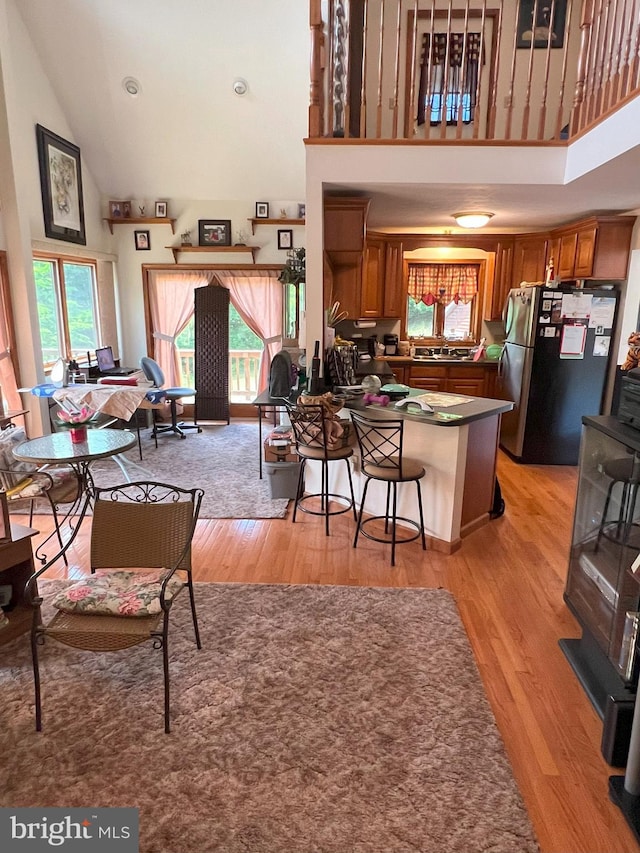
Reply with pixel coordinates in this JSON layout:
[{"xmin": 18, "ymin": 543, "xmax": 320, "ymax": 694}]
[{"xmin": 304, "ymin": 389, "xmax": 514, "ymax": 553}]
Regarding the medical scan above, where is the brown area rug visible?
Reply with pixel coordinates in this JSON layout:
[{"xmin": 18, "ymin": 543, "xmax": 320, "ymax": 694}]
[{"xmin": 0, "ymin": 582, "xmax": 538, "ymax": 853}]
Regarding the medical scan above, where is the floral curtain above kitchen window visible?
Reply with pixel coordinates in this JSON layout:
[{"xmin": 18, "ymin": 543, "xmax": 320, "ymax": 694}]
[
  {"xmin": 417, "ymin": 32, "xmax": 482, "ymax": 126},
  {"xmin": 407, "ymin": 264, "xmax": 479, "ymax": 306}
]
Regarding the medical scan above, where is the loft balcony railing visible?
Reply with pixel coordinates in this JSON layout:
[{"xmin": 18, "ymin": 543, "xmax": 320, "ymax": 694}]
[{"xmin": 309, "ymin": 0, "xmax": 640, "ymax": 143}]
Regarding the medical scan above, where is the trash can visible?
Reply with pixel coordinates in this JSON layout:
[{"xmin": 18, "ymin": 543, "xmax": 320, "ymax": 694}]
[{"xmin": 264, "ymin": 461, "xmax": 301, "ymax": 499}]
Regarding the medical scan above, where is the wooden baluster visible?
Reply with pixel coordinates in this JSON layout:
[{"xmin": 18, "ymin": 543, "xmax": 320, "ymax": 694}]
[
  {"xmin": 455, "ymin": 0, "xmax": 471, "ymax": 139},
  {"xmin": 504, "ymin": 0, "xmax": 521, "ymax": 139},
  {"xmin": 602, "ymin": 0, "xmax": 619, "ymax": 112},
  {"xmin": 584, "ymin": 0, "xmax": 603, "ymax": 128},
  {"xmin": 407, "ymin": 0, "xmax": 420, "ymax": 139},
  {"xmin": 424, "ymin": 0, "xmax": 437, "ymax": 139},
  {"xmin": 554, "ymin": 0, "xmax": 575, "ymax": 139},
  {"xmin": 521, "ymin": 0, "xmax": 540, "ymax": 140},
  {"xmin": 608, "ymin": 0, "xmax": 627, "ymax": 109},
  {"xmin": 486, "ymin": 0, "xmax": 503, "ymax": 139},
  {"xmin": 328, "ymin": 0, "xmax": 335, "ymax": 137},
  {"xmin": 617, "ymin": 0, "xmax": 636, "ymax": 99},
  {"xmin": 439, "ymin": 0, "xmax": 454, "ymax": 138},
  {"xmin": 359, "ymin": 0, "xmax": 369, "ymax": 138},
  {"xmin": 390, "ymin": 0, "xmax": 402, "ymax": 138},
  {"xmin": 591, "ymin": 0, "xmax": 610, "ymax": 124},
  {"xmin": 472, "ymin": 0, "xmax": 488, "ymax": 139},
  {"xmin": 630, "ymin": 0, "xmax": 640, "ymax": 91},
  {"xmin": 343, "ymin": 0, "xmax": 351, "ymax": 138},
  {"xmin": 536, "ymin": 0, "xmax": 556, "ymax": 139},
  {"xmin": 375, "ymin": 0, "xmax": 385, "ymax": 138},
  {"xmin": 309, "ymin": 0, "xmax": 324, "ymax": 138}
]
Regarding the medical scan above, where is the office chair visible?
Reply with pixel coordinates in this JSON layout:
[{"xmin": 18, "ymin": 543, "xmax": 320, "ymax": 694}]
[{"xmin": 140, "ymin": 357, "xmax": 201, "ymax": 439}]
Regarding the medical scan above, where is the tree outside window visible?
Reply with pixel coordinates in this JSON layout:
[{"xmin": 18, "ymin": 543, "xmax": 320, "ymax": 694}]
[{"xmin": 34, "ymin": 257, "xmax": 99, "ymax": 365}]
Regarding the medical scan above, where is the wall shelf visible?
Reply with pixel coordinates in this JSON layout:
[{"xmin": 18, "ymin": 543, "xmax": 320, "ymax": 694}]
[
  {"xmin": 248, "ymin": 217, "xmax": 305, "ymax": 235},
  {"xmin": 103, "ymin": 217, "xmax": 176, "ymax": 234},
  {"xmin": 165, "ymin": 245, "xmax": 259, "ymax": 263}
]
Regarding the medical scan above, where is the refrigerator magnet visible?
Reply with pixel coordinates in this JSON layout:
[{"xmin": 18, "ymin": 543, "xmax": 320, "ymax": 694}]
[
  {"xmin": 560, "ymin": 323, "xmax": 586, "ymax": 356},
  {"xmin": 593, "ymin": 336, "xmax": 611, "ymax": 357}
]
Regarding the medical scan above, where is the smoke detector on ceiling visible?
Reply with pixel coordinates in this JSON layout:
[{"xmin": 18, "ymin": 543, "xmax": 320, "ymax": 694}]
[{"xmin": 122, "ymin": 77, "xmax": 141, "ymax": 97}]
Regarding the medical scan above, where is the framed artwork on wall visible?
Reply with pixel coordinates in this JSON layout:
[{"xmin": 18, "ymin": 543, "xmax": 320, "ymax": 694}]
[
  {"xmin": 277, "ymin": 229, "xmax": 293, "ymax": 250},
  {"xmin": 36, "ymin": 124, "xmax": 86, "ymax": 245},
  {"xmin": 134, "ymin": 230, "xmax": 150, "ymax": 250},
  {"xmin": 516, "ymin": 0, "xmax": 567, "ymax": 49},
  {"xmin": 199, "ymin": 220, "xmax": 232, "ymax": 246}
]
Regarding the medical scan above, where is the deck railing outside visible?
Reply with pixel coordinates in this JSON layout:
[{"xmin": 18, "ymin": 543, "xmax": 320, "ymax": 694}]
[
  {"xmin": 310, "ymin": 0, "xmax": 640, "ymax": 143},
  {"xmin": 178, "ymin": 349, "xmax": 263, "ymax": 404}
]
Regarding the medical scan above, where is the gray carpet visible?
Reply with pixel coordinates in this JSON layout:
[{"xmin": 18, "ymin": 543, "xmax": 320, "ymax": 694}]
[
  {"xmin": 85, "ymin": 422, "xmax": 289, "ymax": 519},
  {"xmin": 1, "ymin": 582, "xmax": 538, "ymax": 853}
]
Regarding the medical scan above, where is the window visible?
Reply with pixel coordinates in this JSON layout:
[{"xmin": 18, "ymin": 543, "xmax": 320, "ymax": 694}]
[
  {"xmin": 417, "ymin": 32, "xmax": 482, "ymax": 127},
  {"xmin": 406, "ymin": 263, "xmax": 478, "ymax": 340},
  {"xmin": 33, "ymin": 256, "xmax": 100, "ymax": 365}
]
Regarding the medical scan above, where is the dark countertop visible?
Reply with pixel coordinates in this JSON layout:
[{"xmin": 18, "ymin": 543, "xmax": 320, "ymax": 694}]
[
  {"xmin": 379, "ymin": 356, "xmax": 499, "ymax": 368},
  {"xmin": 354, "ymin": 358, "xmax": 394, "ymax": 378},
  {"xmin": 344, "ymin": 388, "xmax": 513, "ymax": 427}
]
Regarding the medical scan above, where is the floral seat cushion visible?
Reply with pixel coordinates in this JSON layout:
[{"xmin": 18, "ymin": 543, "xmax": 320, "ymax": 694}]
[{"xmin": 51, "ymin": 570, "xmax": 185, "ymax": 617}]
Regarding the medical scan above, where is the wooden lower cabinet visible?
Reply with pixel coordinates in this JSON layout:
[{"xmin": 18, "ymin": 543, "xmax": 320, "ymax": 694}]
[{"xmin": 408, "ymin": 364, "xmax": 498, "ymax": 398}]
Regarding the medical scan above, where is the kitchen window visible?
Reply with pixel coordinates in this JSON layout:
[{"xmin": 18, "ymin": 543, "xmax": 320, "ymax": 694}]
[
  {"xmin": 406, "ymin": 263, "xmax": 479, "ymax": 341},
  {"xmin": 33, "ymin": 255, "xmax": 100, "ymax": 366}
]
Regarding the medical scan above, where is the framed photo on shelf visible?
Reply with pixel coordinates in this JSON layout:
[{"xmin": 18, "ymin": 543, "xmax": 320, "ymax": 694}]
[
  {"xmin": 134, "ymin": 230, "xmax": 150, "ymax": 250},
  {"xmin": 121, "ymin": 201, "xmax": 132, "ymax": 218},
  {"xmin": 155, "ymin": 201, "xmax": 168, "ymax": 218},
  {"xmin": 255, "ymin": 202, "xmax": 269, "ymax": 219},
  {"xmin": 516, "ymin": 0, "xmax": 567, "ymax": 48},
  {"xmin": 277, "ymin": 229, "xmax": 293, "ymax": 250},
  {"xmin": 36, "ymin": 124, "xmax": 86, "ymax": 245},
  {"xmin": 109, "ymin": 200, "xmax": 124, "ymax": 218},
  {"xmin": 298, "ymin": 203, "xmax": 306, "ymax": 219},
  {"xmin": 198, "ymin": 219, "xmax": 232, "ymax": 246}
]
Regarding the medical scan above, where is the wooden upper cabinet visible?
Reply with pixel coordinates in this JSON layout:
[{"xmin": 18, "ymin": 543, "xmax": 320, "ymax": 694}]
[
  {"xmin": 361, "ymin": 238, "xmax": 385, "ymax": 318},
  {"xmin": 324, "ymin": 197, "xmax": 370, "ymax": 254},
  {"xmin": 383, "ymin": 240, "xmax": 404, "ymax": 318},
  {"xmin": 547, "ymin": 217, "xmax": 634, "ymax": 280},
  {"xmin": 512, "ymin": 235, "xmax": 548, "ymax": 286},
  {"xmin": 558, "ymin": 232, "xmax": 579, "ymax": 279},
  {"xmin": 486, "ymin": 239, "xmax": 514, "ymax": 320}
]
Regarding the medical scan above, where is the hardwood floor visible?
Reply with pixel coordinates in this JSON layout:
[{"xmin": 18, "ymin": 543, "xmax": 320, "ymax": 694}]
[{"xmin": 26, "ymin": 449, "xmax": 639, "ymax": 852}]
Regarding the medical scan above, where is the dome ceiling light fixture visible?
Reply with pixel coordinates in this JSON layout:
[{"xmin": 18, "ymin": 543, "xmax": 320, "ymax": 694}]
[
  {"xmin": 452, "ymin": 211, "xmax": 494, "ymax": 228},
  {"xmin": 232, "ymin": 78, "xmax": 248, "ymax": 96},
  {"xmin": 122, "ymin": 77, "xmax": 141, "ymax": 97}
]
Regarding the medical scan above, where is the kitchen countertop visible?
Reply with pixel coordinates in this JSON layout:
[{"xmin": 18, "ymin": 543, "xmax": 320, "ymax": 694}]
[
  {"xmin": 372, "ymin": 356, "xmax": 500, "ymax": 368},
  {"xmin": 345, "ymin": 388, "xmax": 513, "ymax": 427}
]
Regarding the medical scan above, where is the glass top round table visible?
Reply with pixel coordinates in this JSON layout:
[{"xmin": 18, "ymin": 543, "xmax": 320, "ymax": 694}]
[{"xmin": 12, "ymin": 428, "xmax": 137, "ymax": 465}]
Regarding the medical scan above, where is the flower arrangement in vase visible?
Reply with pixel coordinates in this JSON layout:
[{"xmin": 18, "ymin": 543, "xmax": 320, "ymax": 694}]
[{"xmin": 57, "ymin": 406, "xmax": 96, "ymax": 443}]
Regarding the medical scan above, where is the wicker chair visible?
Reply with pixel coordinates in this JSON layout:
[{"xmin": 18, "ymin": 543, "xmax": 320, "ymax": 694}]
[{"xmin": 26, "ymin": 481, "xmax": 204, "ymax": 733}]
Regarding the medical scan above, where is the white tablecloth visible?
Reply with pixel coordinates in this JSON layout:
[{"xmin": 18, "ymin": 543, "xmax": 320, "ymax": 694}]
[{"xmin": 53, "ymin": 384, "xmax": 153, "ymax": 421}]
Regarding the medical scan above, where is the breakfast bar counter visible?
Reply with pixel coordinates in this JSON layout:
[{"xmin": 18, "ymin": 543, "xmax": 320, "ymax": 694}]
[{"xmin": 305, "ymin": 390, "xmax": 514, "ymax": 553}]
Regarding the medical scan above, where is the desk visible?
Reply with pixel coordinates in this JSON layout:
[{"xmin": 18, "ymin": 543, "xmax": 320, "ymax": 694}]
[
  {"xmin": 13, "ymin": 429, "xmax": 137, "ymax": 568},
  {"xmin": 252, "ymin": 391, "xmax": 299, "ymax": 478}
]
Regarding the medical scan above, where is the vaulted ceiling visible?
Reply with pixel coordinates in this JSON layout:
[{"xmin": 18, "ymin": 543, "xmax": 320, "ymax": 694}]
[{"xmin": 13, "ymin": 0, "xmax": 640, "ymax": 233}]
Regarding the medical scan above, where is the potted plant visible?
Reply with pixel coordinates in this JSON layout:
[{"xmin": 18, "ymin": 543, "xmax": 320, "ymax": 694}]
[{"xmin": 278, "ymin": 247, "xmax": 305, "ymax": 286}]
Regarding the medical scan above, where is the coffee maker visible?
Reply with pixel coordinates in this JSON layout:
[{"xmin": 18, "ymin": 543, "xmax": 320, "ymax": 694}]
[{"xmin": 383, "ymin": 334, "xmax": 399, "ymax": 355}]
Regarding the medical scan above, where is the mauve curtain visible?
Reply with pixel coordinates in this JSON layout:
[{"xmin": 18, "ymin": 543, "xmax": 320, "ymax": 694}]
[
  {"xmin": 407, "ymin": 264, "xmax": 479, "ymax": 305},
  {"xmin": 148, "ymin": 271, "xmax": 215, "ymax": 385},
  {"xmin": 213, "ymin": 270, "xmax": 282, "ymax": 392}
]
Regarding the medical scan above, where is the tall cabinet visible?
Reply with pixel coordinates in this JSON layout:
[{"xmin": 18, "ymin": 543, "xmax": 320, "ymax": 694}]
[{"xmin": 561, "ymin": 415, "xmax": 640, "ymax": 765}]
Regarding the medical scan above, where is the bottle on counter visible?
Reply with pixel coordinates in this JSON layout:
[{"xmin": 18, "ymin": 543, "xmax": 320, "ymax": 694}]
[{"xmin": 409, "ymin": 343, "xmax": 416, "ymax": 358}]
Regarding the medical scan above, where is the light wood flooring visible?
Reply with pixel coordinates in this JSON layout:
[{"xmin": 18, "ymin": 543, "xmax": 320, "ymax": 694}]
[{"xmin": 25, "ymin": 449, "xmax": 639, "ymax": 852}]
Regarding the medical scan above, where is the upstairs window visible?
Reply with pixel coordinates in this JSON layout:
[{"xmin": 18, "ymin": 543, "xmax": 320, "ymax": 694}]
[
  {"xmin": 417, "ymin": 32, "xmax": 482, "ymax": 126},
  {"xmin": 33, "ymin": 256, "xmax": 100, "ymax": 366}
]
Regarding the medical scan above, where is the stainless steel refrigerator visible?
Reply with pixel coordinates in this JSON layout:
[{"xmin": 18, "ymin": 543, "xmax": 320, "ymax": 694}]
[{"xmin": 499, "ymin": 284, "xmax": 619, "ymax": 465}]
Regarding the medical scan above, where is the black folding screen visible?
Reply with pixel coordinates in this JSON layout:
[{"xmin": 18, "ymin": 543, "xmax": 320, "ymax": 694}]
[{"xmin": 194, "ymin": 285, "xmax": 230, "ymax": 423}]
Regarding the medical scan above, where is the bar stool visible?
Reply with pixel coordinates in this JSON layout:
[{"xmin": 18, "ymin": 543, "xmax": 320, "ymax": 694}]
[
  {"xmin": 286, "ymin": 403, "xmax": 357, "ymax": 536},
  {"xmin": 350, "ymin": 411, "xmax": 427, "ymax": 566},
  {"xmin": 596, "ymin": 455, "xmax": 640, "ymax": 550}
]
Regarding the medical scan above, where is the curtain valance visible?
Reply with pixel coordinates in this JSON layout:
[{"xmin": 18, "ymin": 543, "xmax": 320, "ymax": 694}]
[{"xmin": 407, "ymin": 264, "xmax": 479, "ymax": 306}]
